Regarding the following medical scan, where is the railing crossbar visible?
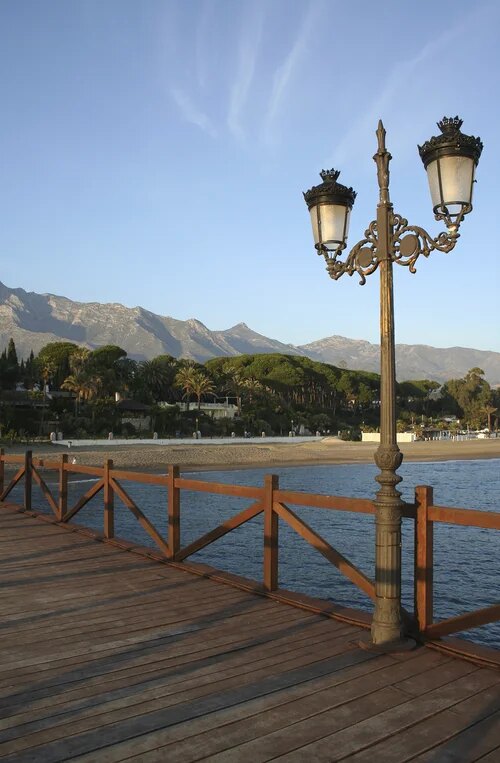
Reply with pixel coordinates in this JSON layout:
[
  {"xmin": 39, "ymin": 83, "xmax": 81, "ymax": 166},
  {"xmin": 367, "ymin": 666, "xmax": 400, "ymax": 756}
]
[
  {"xmin": 31, "ymin": 465, "xmax": 58, "ymax": 517},
  {"xmin": 273, "ymin": 501, "xmax": 376, "ymax": 601},
  {"xmin": 176, "ymin": 500, "xmax": 264, "ymax": 562},
  {"xmin": 429, "ymin": 505, "xmax": 500, "ymax": 530},
  {"xmin": 62, "ymin": 479, "xmax": 104, "ymax": 522},
  {"xmin": 175, "ymin": 478, "xmax": 262, "ymax": 500},
  {"xmin": 110, "ymin": 477, "xmax": 170, "ymax": 556},
  {"xmin": 425, "ymin": 603, "xmax": 500, "ymax": 639},
  {"xmin": 0, "ymin": 466, "xmax": 25, "ymax": 502}
]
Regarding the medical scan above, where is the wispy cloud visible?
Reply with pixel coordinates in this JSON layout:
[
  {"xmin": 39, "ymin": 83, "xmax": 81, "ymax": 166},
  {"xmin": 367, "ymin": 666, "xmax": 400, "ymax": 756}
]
[
  {"xmin": 227, "ymin": 6, "xmax": 265, "ymax": 142},
  {"xmin": 332, "ymin": 11, "xmax": 484, "ymax": 167},
  {"xmin": 170, "ymin": 87, "xmax": 217, "ymax": 138},
  {"xmin": 262, "ymin": 0, "xmax": 322, "ymax": 146}
]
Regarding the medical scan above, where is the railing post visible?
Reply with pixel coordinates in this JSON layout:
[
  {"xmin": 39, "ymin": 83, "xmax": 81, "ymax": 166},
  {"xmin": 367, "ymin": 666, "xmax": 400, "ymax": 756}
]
[
  {"xmin": 168, "ymin": 465, "xmax": 180, "ymax": 560},
  {"xmin": 264, "ymin": 474, "xmax": 279, "ymax": 592},
  {"xmin": 415, "ymin": 485, "xmax": 434, "ymax": 634},
  {"xmin": 58, "ymin": 454, "xmax": 68, "ymax": 521},
  {"xmin": 0, "ymin": 448, "xmax": 4, "ymax": 497},
  {"xmin": 24, "ymin": 450, "xmax": 32, "ymax": 511},
  {"xmin": 104, "ymin": 459, "xmax": 114, "ymax": 538}
]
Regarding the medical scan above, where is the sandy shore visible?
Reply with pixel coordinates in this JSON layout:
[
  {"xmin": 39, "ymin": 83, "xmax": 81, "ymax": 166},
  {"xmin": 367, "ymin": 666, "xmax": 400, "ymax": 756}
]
[{"xmin": 2, "ymin": 437, "xmax": 500, "ymax": 472}]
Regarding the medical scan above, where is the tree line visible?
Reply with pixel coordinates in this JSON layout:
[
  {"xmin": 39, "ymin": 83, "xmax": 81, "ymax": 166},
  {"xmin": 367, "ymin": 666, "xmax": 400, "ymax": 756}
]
[{"xmin": 0, "ymin": 338, "xmax": 498, "ymax": 440}]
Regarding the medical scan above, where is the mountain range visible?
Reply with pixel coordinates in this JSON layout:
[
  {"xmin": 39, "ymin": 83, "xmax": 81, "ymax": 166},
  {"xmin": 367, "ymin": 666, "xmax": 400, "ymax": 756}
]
[{"xmin": 1, "ymin": 281, "xmax": 499, "ymax": 385}]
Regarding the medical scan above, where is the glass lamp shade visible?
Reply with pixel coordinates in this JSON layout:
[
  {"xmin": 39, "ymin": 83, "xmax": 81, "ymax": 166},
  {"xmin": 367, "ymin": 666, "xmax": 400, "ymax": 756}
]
[
  {"xmin": 426, "ymin": 155, "xmax": 476, "ymax": 218},
  {"xmin": 303, "ymin": 169, "xmax": 356, "ymax": 254},
  {"xmin": 419, "ymin": 117, "xmax": 482, "ymax": 226},
  {"xmin": 309, "ymin": 203, "xmax": 351, "ymax": 251}
]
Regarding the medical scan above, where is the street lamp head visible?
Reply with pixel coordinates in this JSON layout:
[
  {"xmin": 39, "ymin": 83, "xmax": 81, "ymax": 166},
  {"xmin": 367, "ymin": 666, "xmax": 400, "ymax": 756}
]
[
  {"xmin": 418, "ymin": 117, "xmax": 483, "ymax": 230},
  {"xmin": 303, "ymin": 169, "xmax": 356, "ymax": 255}
]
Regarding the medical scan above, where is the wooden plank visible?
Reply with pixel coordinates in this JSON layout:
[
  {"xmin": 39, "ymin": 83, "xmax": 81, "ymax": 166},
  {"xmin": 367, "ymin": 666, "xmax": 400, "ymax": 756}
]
[
  {"xmin": 110, "ymin": 654, "xmax": 452, "ymax": 763},
  {"xmin": 110, "ymin": 478, "xmax": 169, "ymax": 556},
  {"xmin": 414, "ymin": 485, "xmax": 433, "ymax": 632},
  {"xmin": 175, "ymin": 500, "xmax": 264, "ymax": 562},
  {"xmin": 65, "ymin": 464, "xmax": 104, "ymax": 477},
  {"xmin": 275, "ymin": 488, "xmax": 375, "ymax": 514},
  {"xmin": 335, "ymin": 705, "xmax": 494, "ymax": 762},
  {"xmin": 429, "ymin": 505, "xmax": 500, "ymax": 529},
  {"xmin": 110, "ymin": 470, "xmax": 168, "ymax": 486},
  {"xmin": 0, "ymin": 623, "xmax": 358, "ymax": 735},
  {"xmin": 58, "ymin": 455, "xmax": 68, "ymax": 521},
  {"xmin": 24, "ymin": 450, "xmax": 32, "ymax": 511},
  {"xmin": 273, "ymin": 501, "xmax": 376, "ymax": 600},
  {"xmin": 62, "ymin": 479, "xmax": 104, "ymax": 522},
  {"xmin": 425, "ymin": 604, "xmax": 500, "ymax": 639},
  {"xmin": 31, "ymin": 465, "xmax": 59, "ymax": 516},
  {"xmin": 32, "ymin": 459, "xmax": 60, "ymax": 470},
  {"xmin": 175, "ymin": 477, "xmax": 263, "ymax": 500},
  {"xmin": 0, "ymin": 454, "xmax": 24, "ymax": 464},
  {"xmin": 264, "ymin": 475, "xmax": 279, "ymax": 591},
  {"xmin": 0, "ymin": 605, "xmax": 316, "ymax": 698},
  {"xmin": 0, "ymin": 641, "xmax": 368, "ymax": 758},
  {"xmin": 0, "ymin": 498, "xmax": 498, "ymax": 763},
  {"xmin": 407, "ymin": 708, "xmax": 500, "ymax": 762},
  {"xmin": 0, "ymin": 466, "xmax": 25, "ymax": 502},
  {"xmin": 218, "ymin": 668, "xmax": 500, "ymax": 762},
  {"xmin": 167, "ymin": 465, "xmax": 180, "ymax": 560},
  {"xmin": 104, "ymin": 459, "xmax": 114, "ymax": 539}
]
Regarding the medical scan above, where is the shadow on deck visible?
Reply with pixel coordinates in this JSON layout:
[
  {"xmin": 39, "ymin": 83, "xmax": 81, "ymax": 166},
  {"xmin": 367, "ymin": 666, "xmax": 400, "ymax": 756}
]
[{"xmin": 0, "ymin": 503, "xmax": 499, "ymax": 762}]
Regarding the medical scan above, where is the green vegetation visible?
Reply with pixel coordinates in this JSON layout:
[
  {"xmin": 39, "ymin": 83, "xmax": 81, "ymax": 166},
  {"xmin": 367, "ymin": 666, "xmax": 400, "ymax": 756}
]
[{"xmin": 0, "ymin": 339, "xmax": 498, "ymax": 442}]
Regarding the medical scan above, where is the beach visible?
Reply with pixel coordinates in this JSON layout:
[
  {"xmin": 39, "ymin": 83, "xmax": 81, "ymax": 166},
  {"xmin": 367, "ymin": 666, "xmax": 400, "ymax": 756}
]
[{"xmin": 2, "ymin": 437, "xmax": 500, "ymax": 472}]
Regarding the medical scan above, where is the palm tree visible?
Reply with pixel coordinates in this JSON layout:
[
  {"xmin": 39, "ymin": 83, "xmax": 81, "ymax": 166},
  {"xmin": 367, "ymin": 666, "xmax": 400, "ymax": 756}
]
[
  {"xmin": 69, "ymin": 347, "xmax": 90, "ymax": 374},
  {"xmin": 242, "ymin": 377, "xmax": 263, "ymax": 404},
  {"xmin": 190, "ymin": 371, "xmax": 215, "ymax": 410},
  {"xmin": 174, "ymin": 363, "xmax": 198, "ymax": 411},
  {"xmin": 61, "ymin": 370, "xmax": 98, "ymax": 414},
  {"xmin": 138, "ymin": 357, "xmax": 175, "ymax": 402},
  {"xmin": 483, "ymin": 405, "xmax": 498, "ymax": 432}
]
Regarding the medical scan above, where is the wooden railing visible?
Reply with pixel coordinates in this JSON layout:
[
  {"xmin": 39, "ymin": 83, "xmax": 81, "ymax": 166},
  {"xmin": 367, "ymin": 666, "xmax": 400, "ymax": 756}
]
[
  {"xmin": 414, "ymin": 485, "xmax": 500, "ymax": 641},
  {"xmin": 1, "ymin": 448, "xmax": 499, "ymax": 658}
]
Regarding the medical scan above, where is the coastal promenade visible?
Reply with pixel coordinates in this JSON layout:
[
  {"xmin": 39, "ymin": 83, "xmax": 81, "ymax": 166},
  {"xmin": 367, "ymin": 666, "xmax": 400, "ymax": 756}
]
[{"xmin": 1, "ymin": 503, "xmax": 500, "ymax": 762}]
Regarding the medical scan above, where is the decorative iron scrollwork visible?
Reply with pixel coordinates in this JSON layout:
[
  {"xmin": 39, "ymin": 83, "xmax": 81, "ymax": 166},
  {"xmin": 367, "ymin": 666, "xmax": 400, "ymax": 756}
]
[
  {"xmin": 317, "ymin": 218, "xmax": 379, "ymax": 285},
  {"xmin": 391, "ymin": 212, "xmax": 459, "ymax": 273},
  {"xmin": 317, "ymin": 211, "xmax": 460, "ymax": 284}
]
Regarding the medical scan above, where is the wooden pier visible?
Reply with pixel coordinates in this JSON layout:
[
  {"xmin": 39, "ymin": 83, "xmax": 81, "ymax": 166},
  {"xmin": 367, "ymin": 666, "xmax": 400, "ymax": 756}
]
[{"xmin": 1, "ymin": 451, "xmax": 499, "ymax": 761}]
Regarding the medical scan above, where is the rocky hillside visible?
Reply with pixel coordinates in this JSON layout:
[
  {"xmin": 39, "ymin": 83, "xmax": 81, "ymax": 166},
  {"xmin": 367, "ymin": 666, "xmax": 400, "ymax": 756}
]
[
  {"xmin": 1, "ymin": 281, "xmax": 499, "ymax": 384},
  {"xmin": 300, "ymin": 335, "xmax": 500, "ymax": 386}
]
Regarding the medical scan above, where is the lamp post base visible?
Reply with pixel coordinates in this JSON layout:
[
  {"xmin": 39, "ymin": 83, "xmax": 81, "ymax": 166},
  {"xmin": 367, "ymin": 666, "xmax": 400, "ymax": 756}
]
[{"xmin": 357, "ymin": 635, "xmax": 418, "ymax": 654}]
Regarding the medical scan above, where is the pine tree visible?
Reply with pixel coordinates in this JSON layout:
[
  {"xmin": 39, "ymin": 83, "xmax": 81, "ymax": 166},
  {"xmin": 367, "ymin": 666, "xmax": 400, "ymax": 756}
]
[{"xmin": 7, "ymin": 338, "xmax": 18, "ymax": 367}]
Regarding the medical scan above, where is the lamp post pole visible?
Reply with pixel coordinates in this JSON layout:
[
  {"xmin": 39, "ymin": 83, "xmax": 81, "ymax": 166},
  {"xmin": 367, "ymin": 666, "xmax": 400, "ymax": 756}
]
[
  {"xmin": 303, "ymin": 116, "xmax": 482, "ymax": 647},
  {"xmin": 371, "ymin": 123, "xmax": 404, "ymax": 644}
]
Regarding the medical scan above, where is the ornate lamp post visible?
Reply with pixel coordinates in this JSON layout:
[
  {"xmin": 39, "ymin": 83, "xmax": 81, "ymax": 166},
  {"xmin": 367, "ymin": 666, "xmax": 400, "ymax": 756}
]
[{"xmin": 303, "ymin": 117, "xmax": 482, "ymax": 646}]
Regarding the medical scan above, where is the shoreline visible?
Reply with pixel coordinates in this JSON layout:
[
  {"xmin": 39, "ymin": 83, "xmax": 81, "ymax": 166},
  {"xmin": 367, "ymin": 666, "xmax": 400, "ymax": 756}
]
[{"xmin": 2, "ymin": 438, "xmax": 500, "ymax": 473}]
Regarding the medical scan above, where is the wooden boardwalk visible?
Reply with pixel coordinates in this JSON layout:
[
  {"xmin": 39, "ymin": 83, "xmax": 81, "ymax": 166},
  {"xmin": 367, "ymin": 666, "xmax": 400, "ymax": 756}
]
[{"xmin": 1, "ymin": 503, "xmax": 500, "ymax": 763}]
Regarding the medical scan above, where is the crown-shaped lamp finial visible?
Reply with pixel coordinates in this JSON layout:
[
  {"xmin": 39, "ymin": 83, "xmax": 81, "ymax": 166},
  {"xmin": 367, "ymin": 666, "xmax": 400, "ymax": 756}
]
[
  {"xmin": 437, "ymin": 116, "xmax": 463, "ymax": 135},
  {"xmin": 319, "ymin": 169, "xmax": 341, "ymax": 183}
]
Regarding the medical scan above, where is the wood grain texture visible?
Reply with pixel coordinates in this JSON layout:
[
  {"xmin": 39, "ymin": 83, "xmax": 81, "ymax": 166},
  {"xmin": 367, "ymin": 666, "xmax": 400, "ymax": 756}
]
[{"xmin": 0, "ymin": 503, "xmax": 498, "ymax": 763}]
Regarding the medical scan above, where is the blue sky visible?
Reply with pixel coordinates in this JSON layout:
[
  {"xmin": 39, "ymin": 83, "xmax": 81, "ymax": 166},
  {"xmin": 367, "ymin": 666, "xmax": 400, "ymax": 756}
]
[{"xmin": 0, "ymin": 0, "xmax": 499, "ymax": 352}]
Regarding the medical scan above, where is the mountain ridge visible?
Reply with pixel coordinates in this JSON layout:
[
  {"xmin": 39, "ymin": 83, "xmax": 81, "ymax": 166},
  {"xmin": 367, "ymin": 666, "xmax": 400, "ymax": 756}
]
[{"xmin": 1, "ymin": 281, "xmax": 499, "ymax": 384}]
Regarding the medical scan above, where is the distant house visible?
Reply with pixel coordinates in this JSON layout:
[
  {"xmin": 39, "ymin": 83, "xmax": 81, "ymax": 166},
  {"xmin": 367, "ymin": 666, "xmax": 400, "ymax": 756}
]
[
  {"xmin": 116, "ymin": 399, "xmax": 151, "ymax": 432},
  {"xmin": 159, "ymin": 400, "xmax": 239, "ymax": 419}
]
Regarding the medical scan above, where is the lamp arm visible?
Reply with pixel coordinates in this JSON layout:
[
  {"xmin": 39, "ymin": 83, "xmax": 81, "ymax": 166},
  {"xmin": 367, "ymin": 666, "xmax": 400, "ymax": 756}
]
[
  {"xmin": 316, "ymin": 209, "xmax": 460, "ymax": 285},
  {"xmin": 316, "ymin": 218, "xmax": 380, "ymax": 285},
  {"xmin": 390, "ymin": 212, "xmax": 460, "ymax": 273}
]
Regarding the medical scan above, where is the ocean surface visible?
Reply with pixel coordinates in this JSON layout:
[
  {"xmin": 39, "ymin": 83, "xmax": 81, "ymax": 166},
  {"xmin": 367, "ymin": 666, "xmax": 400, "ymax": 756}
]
[{"xmin": 11, "ymin": 458, "xmax": 500, "ymax": 648}]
